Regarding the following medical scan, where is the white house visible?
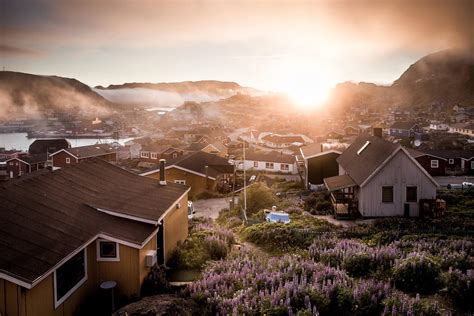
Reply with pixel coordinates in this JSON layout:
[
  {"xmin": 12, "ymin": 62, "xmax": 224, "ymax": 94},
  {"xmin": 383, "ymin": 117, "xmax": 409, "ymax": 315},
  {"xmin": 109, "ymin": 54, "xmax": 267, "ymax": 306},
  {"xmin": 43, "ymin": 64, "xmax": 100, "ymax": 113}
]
[
  {"xmin": 448, "ymin": 123, "xmax": 474, "ymax": 136},
  {"xmin": 324, "ymin": 135, "xmax": 438, "ymax": 218},
  {"xmin": 429, "ymin": 121, "xmax": 449, "ymax": 131},
  {"xmin": 236, "ymin": 150, "xmax": 298, "ymax": 174},
  {"xmin": 260, "ymin": 133, "xmax": 313, "ymax": 149}
]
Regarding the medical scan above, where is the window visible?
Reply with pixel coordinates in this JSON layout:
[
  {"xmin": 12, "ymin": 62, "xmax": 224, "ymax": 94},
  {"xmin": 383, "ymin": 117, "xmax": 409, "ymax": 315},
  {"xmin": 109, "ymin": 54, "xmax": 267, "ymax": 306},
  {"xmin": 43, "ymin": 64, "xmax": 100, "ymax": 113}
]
[
  {"xmin": 54, "ymin": 249, "xmax": 87, "ymax": 308},
  {"xmin": 172, "ymin": 153, "xmax": 178, "ymax": 158},
  {"xmin": 382, "ymin": 186, "xmax": 394, "ymax": 203},
  {"xmin": 151, "ymin": 152, "xmax": 158, "ymax": 159},
  {"xmin": 253, "ymin": 161, "xmax": 258, "ymax": 168},
  {"xmin": 96, "ymin": 240, "xmax": 119, "ymax": 261},
  {"xmin": 265, "ymin": 162, "xmax": 274, "ymax": 169},
  {"xmin": 430, "ymin": 160, "xmax": 439, "ymax": 168},
  {"xmin": 448, "ymin": 159, "xmax": 454, "ymax": 165},
  {"xmin": 280, "ymin": 163, "xmax": 289, "ymax": 171},
  {"xmin": 65, "ymin": 157, "xmax": 70, "ymax": 164},
  {"xmin": 174, "ymin": 180, "xmax": 186, "ymax": 185},
  {"xmin": 141, "ymin": 152, "xmax": 149, "ymax": 158},
  {"xmin": 406, "ymin": 186, "xmax": 417, "ymax": 202},
  {"xmin": 471, "ymin": 161, "xmax": 474, "ymax": 169}
]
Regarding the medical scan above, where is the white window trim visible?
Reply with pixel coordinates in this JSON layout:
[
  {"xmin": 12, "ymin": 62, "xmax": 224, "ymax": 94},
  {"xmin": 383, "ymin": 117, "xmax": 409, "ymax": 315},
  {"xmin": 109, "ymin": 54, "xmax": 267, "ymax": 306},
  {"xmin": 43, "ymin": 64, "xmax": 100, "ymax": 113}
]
[
  {"xmin": 471, "ymin": 161, "xmax": 474, "ymax": 169},
  {"xmin": 96, "ymin": 239, "xmax": 120, "ymax": 262},
  {"xmin": 65, "ymin": 157, "xmax": 71, "ymax": 164},
  {"xmin": 174, "ymin": 180, "xmax": 186, "ymax": 185},
  {"xmin": 151, "ymin": 152, "xmax": 158, "ymax": 159},
  {"xmin": 430, "ymin": 160, "xmax": 439, "ymax": 168},
  {"xmin": 448, "ymin": 159, "xmax": 454, "ymax": 164},
  {"xmin": 54, "ymin": 249, "xmax": 88, "ymax": 309}
]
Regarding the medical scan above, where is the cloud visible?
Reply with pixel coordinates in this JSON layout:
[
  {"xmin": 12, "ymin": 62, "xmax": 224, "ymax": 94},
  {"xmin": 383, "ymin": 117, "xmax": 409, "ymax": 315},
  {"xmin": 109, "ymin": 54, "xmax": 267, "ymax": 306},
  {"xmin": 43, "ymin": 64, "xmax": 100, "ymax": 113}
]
[
  {"xmin": 0, "ymin": 45, "xmax": 42, "ymax": 57},
  {"xmin": 93, "ymin": 87, "xmax": 224, "ymax": 108}
]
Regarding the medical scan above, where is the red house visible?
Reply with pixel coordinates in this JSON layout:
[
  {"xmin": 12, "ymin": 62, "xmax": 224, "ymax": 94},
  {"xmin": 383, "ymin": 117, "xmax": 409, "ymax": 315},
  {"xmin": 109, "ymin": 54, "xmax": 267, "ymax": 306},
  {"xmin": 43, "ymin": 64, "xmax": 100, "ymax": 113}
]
[
  {"xmin": 5, "ymin": 154, "xmax": 48, "ymax": 178},
  {"xmin": 50, "ymin": 144, "xmax": 117, "ymax": 168}
]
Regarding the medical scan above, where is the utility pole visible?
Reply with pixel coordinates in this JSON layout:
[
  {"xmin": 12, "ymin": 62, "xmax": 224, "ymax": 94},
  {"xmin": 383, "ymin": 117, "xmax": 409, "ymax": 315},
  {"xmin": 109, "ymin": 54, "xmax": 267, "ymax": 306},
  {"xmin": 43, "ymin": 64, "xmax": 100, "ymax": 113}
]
[{"xmin": 242, "ymin": 140, "xmax": 247, "ymax": 221}]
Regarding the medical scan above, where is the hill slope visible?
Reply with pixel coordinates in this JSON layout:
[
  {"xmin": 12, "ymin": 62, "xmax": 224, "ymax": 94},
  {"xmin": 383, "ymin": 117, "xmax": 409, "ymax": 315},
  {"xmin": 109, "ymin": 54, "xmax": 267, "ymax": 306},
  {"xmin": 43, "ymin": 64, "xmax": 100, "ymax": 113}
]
[
  {"xmin": 330, "ymin": 49, "xmax": 474, "ymax": 110},
  {"xmin": 0, "ymin": 71, "xmax": 117, "ymax": 119}
]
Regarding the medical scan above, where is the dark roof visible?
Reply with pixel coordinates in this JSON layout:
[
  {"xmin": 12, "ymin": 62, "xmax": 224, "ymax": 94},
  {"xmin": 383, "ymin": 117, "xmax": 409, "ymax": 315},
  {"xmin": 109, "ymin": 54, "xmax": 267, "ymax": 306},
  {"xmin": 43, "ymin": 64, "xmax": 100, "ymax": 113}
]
[
  {"xmin": 324, "ymin": 175, "xmax": 357, "ymax": 191},
  {"xmin": 142, "ymin": 144, "xmax": 169, "ymax": 153},
  {"xmin": 337, "ymin": 135, "xmax": 398, "ymax": 186},
  {"xmin": 390, "ymin": 121, "xmax": 417, "ymax": 130},
  {"xmin": 187, "ymin": 142, "xmax": 208, "ymax": 152},
  {"xmin": 244, "ymin": 150, "xmax": 295, "ymax": 164},
  {"xmin": 160, "ymin": 151, "xmax": 233, "ymax": 178},
  {"xmin": 57, "ymin": 144, "xmax": 116, "ymax": 158},
  {"xmin": 28, "ymin": 139, "xmax": 70, "ymax": 155},
  {"xmin": 21, "ymin": 153, "xmax": 48, "ymax": 164},
  {"xmin": 414, "ymin": 149, "xmax": 474, "ymax": 160},
  {"xmin": 0, "ymin": 159, "xmax": 188, "ymax": 285},
  {"xmin": 262, "ymin": 134, "xmax": 306, "ymax": 144}
]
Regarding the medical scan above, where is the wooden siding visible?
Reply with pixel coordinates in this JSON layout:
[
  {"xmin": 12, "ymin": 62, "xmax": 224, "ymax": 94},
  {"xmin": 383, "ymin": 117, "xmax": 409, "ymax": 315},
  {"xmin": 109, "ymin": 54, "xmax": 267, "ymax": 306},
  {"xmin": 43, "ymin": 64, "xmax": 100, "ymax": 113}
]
[
  {"xmin": 0, "ymin": 236, "xmax": 160, "ymax": 316},
  {"xmin": 414, "ymin": 155, "xmax": 448, "ymax": 176},
  {"xmin": 163, "ymin": 194, "xmax": 189, "ymax": 262},
  {"xmin": 359, "ymin": 150, "xmax": 437, "ymax": 217},
  {"xmin": 146, "ymin": 168, "xmax": 214, "ymax": 197},
  {"xmin": 52, "ymin": 151, "xmax": 77, "ymax": 168}
]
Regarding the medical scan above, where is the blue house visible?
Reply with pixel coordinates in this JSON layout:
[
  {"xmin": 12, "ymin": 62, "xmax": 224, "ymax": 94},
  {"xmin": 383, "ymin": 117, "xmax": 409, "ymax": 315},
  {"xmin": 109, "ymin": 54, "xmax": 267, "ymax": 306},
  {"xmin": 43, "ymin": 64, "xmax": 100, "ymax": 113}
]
[{"xmin": 389, "ymin": 121, "xmax": 426, "ymax": 140}]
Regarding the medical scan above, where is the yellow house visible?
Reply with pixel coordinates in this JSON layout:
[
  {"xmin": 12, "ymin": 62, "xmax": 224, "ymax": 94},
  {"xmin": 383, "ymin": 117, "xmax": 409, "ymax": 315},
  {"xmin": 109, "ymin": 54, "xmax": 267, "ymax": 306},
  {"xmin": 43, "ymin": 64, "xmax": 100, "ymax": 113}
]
[
  {"xmin": 141, "ymin": 151, "xmax": 234, "ymax": 197},
  {"xmin": 0, "ymin": 158, "xmax": 189, "ymax": 316}
]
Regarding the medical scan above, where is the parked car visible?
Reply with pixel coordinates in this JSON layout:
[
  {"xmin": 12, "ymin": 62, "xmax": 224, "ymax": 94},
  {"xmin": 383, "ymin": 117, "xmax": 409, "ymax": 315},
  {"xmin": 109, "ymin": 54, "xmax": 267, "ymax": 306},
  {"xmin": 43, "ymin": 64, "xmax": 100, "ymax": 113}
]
[{"xmin": 447, "ymin": 182, "xmax": 473, "ymax": 190}]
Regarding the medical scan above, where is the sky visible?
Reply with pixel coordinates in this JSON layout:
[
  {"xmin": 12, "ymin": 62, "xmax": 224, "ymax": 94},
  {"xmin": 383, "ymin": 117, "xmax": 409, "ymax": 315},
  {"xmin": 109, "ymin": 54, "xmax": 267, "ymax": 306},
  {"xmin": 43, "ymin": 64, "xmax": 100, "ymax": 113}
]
[{"xmin": 1, "ymin": 0, "xmax": 473, "ymax": 96}]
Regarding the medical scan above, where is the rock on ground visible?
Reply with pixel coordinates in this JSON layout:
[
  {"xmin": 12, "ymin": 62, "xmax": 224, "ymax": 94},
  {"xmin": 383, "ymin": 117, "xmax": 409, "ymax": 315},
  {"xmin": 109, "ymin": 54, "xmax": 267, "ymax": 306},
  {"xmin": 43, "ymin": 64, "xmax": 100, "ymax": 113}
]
[{"xmin": 113, "ymin": 294, "xmax": 198, "ymax": 316}]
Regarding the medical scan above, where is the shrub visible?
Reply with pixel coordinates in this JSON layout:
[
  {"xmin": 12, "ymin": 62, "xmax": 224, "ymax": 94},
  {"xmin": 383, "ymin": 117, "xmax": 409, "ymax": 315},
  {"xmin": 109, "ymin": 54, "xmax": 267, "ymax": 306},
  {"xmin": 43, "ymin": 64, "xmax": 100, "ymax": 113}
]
[
  {"xmin": 238, "ymin": 182, "xmax": 276, "ymax": 215},
  {"xmin": 392, "ymin": 253, "xmax": 441, "ymax": 294},
  {"xmin": 194, "ymin": 190, "xmax": 223, "ymax": 200},
  {"xmin": 303, "ymin": 192, "xmax": 332, "ymax": 215},
  {"xmin": 382, "ymin": 292, "xmax": 444, "ymax": 316},
  {"xmin": 342, "ymin": 253, "xmax": 373, "ymax": 277},
  {"xmin": 141, "ymin": 264, "xmax": 171, "ymax": 297},
  {"xmin": 444, "ymin": 269, "xmax": 474, "ymax": 312}
]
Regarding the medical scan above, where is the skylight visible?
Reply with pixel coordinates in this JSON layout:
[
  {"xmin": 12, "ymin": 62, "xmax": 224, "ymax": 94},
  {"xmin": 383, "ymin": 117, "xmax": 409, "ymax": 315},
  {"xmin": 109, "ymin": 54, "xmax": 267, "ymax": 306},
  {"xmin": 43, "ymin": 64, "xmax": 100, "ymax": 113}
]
[{"xmin": 357, "ymin": 141, "xmax": 370, "ymax": 155}]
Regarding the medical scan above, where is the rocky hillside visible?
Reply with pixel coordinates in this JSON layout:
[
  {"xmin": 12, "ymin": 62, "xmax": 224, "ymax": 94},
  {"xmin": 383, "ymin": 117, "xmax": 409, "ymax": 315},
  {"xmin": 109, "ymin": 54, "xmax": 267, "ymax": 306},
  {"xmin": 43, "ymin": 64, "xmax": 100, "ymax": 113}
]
[
  {"xmin": 330, "ymin": 49, "xmax": 474, "ymax": 111},
  {"xmin": 0, "ymin": 71, "xmax": 117, "ymax": 119}
]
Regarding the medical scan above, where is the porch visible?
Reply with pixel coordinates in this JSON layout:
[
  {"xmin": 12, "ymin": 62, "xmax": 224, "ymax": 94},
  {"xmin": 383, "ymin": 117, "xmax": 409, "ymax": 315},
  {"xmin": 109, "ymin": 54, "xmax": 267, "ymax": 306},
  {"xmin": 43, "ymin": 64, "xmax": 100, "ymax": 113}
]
[{"xmin": 323, "ymin": 175, "xmax": 360, "ymax": 218}]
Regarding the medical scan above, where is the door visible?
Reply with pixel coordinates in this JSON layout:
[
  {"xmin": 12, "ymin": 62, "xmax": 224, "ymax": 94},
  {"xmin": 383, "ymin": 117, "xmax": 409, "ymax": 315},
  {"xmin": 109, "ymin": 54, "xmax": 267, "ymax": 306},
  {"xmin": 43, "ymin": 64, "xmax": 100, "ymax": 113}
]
[
  {"xmin": 156, "ymin": 223, "xmax": 165, "ymax": 264},
  {"xmin": 404, "ymin": 203, "xmax": 410, "ymax": 217}
]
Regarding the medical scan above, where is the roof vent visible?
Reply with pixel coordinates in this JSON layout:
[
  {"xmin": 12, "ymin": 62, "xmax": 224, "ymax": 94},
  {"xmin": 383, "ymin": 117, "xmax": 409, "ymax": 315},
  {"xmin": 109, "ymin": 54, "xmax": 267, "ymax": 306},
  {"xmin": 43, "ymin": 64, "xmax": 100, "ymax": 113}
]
[{"xmin": 357, "ymin": 141, "xmax": 370, "ymax": 155}]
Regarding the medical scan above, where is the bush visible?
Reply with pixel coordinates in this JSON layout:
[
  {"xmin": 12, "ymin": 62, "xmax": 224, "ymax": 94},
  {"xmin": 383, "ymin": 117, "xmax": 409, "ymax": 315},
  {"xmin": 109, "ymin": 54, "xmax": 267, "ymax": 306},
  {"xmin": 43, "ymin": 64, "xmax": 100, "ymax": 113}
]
[
  {"xmin": 141, "ymin": 264, "xmax": 171, "ymax": 297},
  {"xmin": 444, "ymin": 269, "xmax": 474, "ymax": 312},
  {"xmin": 342, "ymin": 253, "xmax": 373, "ymax": 277},
  {"xmin": 238, "ymin": 182, "xmax": 276, "ymax": 215},
  {"xmin": 303, "ymin": 192, "xmax": 332, "ymax": 215},
  {"xmin": 194, "ymin": 190, "xmax": 223, "ymax": 200},
  {"xmin": 392, "ymin": 253, "xmax": 441, "ymax": 294},
  {"xmin": 216, "ymin": 208, "xmax": 243, "ymax": 230}
]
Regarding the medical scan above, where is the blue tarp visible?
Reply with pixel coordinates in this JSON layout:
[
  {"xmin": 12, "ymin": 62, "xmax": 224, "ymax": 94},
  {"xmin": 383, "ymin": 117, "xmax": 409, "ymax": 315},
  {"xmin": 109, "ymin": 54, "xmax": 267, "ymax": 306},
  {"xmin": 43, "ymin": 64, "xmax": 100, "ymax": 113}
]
[{"xmin": 265, "ymin": 212, "xmax": 290, "ymax": 224}]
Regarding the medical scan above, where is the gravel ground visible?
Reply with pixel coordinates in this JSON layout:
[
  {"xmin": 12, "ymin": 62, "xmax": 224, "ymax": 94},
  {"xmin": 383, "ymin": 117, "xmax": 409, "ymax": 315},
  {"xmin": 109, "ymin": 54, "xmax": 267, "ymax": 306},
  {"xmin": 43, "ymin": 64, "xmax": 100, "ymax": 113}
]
[{"xmin": 193, "ymin": 197, "xmax": 238, "ymax": 219}]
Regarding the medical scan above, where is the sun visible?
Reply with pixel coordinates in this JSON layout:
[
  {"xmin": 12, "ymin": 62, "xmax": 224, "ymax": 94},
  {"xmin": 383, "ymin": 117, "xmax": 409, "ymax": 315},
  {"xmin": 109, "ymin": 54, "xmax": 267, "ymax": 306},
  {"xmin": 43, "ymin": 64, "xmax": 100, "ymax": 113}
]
[{"xmin": 285, "ymin": 82, "xmax": 331, "ymax": 110}]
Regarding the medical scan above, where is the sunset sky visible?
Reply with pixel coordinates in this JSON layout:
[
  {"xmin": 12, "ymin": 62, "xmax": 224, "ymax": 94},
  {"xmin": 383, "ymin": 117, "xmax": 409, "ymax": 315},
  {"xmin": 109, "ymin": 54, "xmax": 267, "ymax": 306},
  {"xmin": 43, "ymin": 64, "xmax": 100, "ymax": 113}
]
[{"xmin": 1, "ymin": 0, "xmax": 472, "ymax": 97}]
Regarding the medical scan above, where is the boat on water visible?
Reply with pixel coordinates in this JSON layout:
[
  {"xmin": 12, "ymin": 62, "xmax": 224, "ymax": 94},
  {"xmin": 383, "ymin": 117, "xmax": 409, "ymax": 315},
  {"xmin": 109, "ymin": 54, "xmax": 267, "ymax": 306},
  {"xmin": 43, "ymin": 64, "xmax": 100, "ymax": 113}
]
[{"xmin": 26, "ymin": 131, "xmax": 120, "ymax": 139}]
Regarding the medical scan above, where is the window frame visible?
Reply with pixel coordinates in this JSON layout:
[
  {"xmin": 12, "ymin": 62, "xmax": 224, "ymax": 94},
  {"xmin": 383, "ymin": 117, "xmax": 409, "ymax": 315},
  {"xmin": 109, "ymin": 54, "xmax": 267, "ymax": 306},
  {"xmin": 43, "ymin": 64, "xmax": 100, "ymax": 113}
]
[
  {"xmin": 150, "ymin": 152, "xmax": 158, "ymax": 159},
  {"xmin": 253, "ymin": 161, "xmax": 258, "ymax": 168},
  {"xmin": 96, "ymin": 239, "xmax": 120, "ymax": 262},
  {"xmin": 471, "ymin": 161, "xmax": 474, "ymax": 169},
  {"xmin": 65, "ymin": 157, "xmax": 71, "ymax": 164},
  {"xmin": 54, "ymin": 249, "xmax": 88, "ymax": 309},
  {"xmin": 265, "ymin": 162, "xmax": 274, "ymax": 169},
  {"xmin": 406, "ymin": 186, "xmax": 418, "ymax": 202},
  {"xmin": 430, "ymin": 160, "xmax": 439, "ymax": 168},
  {"xmin": 381, "ymin": 186, "xmax": 394, "ymax": 203},
  {"xmin": 280, "ymin": 163, "xmax": 289, "ymax": 171},
  {"xmin": 141, "ymin": 151, "xmax": 149, "ymax": 158},
  {"xmin": 448, "ymin": 158, "xmax": 454, "ymax": 165},
  {"xmin": 174, "ymin": 180, "xmax": 186, "ymax": 185}
]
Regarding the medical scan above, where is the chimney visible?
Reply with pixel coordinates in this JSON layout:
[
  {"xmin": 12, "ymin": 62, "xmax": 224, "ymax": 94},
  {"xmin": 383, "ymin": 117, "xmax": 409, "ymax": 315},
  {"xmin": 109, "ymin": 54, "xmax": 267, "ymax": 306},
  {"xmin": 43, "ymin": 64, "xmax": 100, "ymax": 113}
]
[
  {"xmin": 159, "ymin": 159, "xmax": 166, "ymax": 185},
  {"xmin": 373, "ymin": 127, "xmax": 382, "ymax": 138},
  {"xmin": 320, "ymin": 143, "xmax": 324, "ymax": 153}
]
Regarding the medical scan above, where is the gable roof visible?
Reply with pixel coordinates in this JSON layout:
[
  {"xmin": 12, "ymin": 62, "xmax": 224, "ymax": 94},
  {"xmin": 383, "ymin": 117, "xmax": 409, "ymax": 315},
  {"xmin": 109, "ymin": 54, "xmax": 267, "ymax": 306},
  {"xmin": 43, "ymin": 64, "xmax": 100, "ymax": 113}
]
[
  {"xmin": 300, "ymin": 143, "xmax": 342, "ymax": 160},
  {"xmin": 141, "ymin": 151, "xmax": 233, "ymax": 178},
  {"xmin": 337, "ymin": 135, "xmax": 398, "ymax": 186},
  {"xmin": 28, "ymin": 139, "xmax": 70, "ymax": 155},
  {"xmin": 390, "ymin": 121, "xmax": 417, "ymax": 130},
  {"xmin": 261, "ymin": 134, "xmax": 306, "ymax": 144},
  {"xmin": 0, "ymin": 159, "xmax": 189, "ymax": 287},
  {"xmin": 51, "ymin": 144, "xmax": 116, "ymax": 159},
  {"xmin": 243, "ymin": 150, "xmax": 295, "ymax": 164},
  {"xmin": 413, "ymin": 149, "xmax": 474, "ymax": 160}
]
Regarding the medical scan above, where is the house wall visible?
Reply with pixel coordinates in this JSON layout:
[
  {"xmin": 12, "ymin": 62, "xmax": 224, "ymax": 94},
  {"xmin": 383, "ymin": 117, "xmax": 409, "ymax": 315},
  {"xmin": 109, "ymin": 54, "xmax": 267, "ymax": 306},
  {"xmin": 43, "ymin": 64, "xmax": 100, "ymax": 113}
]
[
  {"xmin": 466, "ymin": 158, "xmax": 474, "ymax": 175},
  {"xmin": 52, "ymin": 151, "xmax": 78, "ymax": 168},
  {"xmin": 162, "ymin": 194, "xmax": 189, "ymax": 262},
  {"xmin": 359, "ymin": 150, "xmax": 437, "ymax": 217},
  {"xmin": 0, "ymin": 236, "xmax": 158, "ymax": 316},
  {"xmin": 6, "ymin": 159, "xmax": 29, "ymax": 178},
  {"xmin": 414, "ymin": 155, "xmax": 448, "ymax": 176},
  {"xmin": 306, "ymin": 153, "xmax": 340, "ymax": 185},
  {"xmin": 239, "ymin": 160, "xmax": 297, "ymax": 174},
  {"xmin": 145, "ymin": 167, "xmax": 214, "ymax": 197}
]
